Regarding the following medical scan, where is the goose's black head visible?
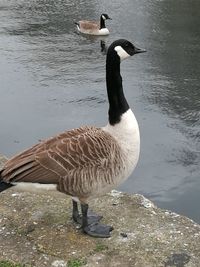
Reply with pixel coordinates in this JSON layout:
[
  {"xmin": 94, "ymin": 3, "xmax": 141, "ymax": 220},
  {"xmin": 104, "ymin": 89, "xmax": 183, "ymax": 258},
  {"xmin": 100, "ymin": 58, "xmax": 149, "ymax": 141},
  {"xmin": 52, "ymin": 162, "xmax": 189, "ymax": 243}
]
[
  {"xmin": 108, "ymin": 39, "xmax": 146, "ymax": 62},
  {"xmin": 101, "ymin": 13, "xmax": 112, "ymax": 20},
  {"xmin": 106, "ymin": 39, "xmax": 146, "ymax": 125}
]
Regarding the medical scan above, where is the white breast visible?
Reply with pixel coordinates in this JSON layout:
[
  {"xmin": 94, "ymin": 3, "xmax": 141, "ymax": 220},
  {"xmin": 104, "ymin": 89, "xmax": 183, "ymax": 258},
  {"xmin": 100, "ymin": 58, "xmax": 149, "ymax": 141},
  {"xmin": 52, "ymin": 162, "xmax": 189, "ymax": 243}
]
[
  {"xmin": 98, "ymin": 28, "xmax": 110, "ymax": 36},
  {"xmin": 103, "ymin": 109, "xmax": 140, "ymax": 180}
]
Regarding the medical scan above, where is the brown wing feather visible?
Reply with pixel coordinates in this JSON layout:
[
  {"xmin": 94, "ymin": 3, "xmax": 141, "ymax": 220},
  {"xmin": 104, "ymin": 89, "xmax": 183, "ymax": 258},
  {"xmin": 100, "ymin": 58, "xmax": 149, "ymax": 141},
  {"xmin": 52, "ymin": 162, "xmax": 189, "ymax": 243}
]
[
  {"xmin": 79, "ymin": 20, "xmax": 99, "ymax": 30},
  {"xmin": 1, "ymin": 126, "xmax": 118, "ymax": 188}
]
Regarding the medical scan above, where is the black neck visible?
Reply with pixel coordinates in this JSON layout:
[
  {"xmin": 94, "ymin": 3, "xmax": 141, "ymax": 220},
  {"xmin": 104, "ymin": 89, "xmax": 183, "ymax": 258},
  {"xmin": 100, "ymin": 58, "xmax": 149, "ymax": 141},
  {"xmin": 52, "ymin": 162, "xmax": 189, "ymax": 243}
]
[
  {"xmin": 100, "ymin": 16, "xmax": 106, "ymax": 29},
  {"xmin": 106, "ymin": 51, "xmax": 129, "ymax": 125}
]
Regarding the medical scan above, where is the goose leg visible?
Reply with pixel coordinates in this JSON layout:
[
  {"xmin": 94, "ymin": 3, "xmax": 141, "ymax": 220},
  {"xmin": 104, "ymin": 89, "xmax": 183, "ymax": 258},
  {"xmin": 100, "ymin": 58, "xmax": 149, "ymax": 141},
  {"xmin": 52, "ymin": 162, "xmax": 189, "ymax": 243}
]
[
  {"xmin": 81, "ymin": 203, "xmax": 113, "ymax": 238},
  {"xmin": 72, "ymin": 200, "xmax": 82, "ymax": 224},
  {"xmin": 72, "ymin": 200, "xmax": 102, "ymax": 225}
]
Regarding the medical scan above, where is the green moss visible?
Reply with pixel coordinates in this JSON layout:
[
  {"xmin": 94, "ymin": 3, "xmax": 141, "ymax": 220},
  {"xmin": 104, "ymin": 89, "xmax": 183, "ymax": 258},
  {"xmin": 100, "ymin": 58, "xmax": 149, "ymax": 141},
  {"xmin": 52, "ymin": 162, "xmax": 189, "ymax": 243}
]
[
  {"xmin": 67, "ymin": 259, "xmax": 86, "ymax": 267},
  {"xmin": 0, "ymin": 260, "xmax": 25, "ymax": 267},
  {"xmin": 94, "ymin": 242, "xmax": 108, "ymax": 252}
]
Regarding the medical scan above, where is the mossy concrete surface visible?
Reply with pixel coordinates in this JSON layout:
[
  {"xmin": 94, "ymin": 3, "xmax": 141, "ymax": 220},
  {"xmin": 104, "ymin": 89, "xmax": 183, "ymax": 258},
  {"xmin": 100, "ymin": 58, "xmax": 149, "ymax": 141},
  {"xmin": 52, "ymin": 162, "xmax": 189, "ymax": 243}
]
[{"xmin": 0, "ymin": 154, "xmax": 200, "ymax": 267}]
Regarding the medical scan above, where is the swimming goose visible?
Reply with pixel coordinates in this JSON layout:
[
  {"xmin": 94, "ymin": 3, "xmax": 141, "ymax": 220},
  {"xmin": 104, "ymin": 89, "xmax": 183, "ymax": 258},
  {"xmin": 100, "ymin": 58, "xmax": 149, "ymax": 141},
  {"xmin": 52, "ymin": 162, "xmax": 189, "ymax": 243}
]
[
  {"xmin": 0, "ymin": 39, "xmax": 146, "ymax": 238},
  {"xmin": 75, "ymin": 13, "xmax": 111, "ymax": 36}
]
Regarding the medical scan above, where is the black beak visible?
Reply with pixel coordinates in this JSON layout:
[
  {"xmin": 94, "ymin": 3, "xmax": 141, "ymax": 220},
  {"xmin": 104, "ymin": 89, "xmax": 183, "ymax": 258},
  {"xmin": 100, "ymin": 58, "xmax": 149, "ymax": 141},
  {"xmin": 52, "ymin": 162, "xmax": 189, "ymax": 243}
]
[
  {"xmin": 107, "ymin": 17, "xmax": 112, "ymax": 20},
  {"xmin": 134, "ymin": 47, "xmax": 146, "ymax": 54}
]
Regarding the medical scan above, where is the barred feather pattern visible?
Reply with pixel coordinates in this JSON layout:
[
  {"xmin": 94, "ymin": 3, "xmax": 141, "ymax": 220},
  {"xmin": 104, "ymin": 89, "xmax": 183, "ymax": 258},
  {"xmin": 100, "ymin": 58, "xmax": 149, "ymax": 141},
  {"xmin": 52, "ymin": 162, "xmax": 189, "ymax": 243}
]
[
  {"xmin": 78, "ymin": 21, "xmax": 100, "ymax": 30},
  {"xmin": 76, "ymin": 21, "xmax": 109, "ymax": 35},
  {"xmin": 1, "ymin": 126, "xmax": 125, "ymax": 202}
]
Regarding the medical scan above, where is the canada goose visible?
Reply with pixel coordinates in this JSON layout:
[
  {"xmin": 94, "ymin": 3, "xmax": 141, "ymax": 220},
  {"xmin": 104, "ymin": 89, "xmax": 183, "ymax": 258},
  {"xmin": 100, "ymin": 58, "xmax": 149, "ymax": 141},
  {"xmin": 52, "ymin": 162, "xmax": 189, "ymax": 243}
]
[
  {"xmin": 75, "ymin": 13, "xmax": 111, "ymax": 36},
  {"xmin": 0, "ymin": 39, "xmax": 146, "ymax": 238}
]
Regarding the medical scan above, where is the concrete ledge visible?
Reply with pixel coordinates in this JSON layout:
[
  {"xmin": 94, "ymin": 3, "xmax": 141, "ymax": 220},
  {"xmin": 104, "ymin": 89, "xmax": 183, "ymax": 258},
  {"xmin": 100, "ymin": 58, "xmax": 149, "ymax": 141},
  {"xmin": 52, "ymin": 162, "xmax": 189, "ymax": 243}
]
[{"xmin": 0, "ymin": 154, "xmax": 200, "ymax": 267}]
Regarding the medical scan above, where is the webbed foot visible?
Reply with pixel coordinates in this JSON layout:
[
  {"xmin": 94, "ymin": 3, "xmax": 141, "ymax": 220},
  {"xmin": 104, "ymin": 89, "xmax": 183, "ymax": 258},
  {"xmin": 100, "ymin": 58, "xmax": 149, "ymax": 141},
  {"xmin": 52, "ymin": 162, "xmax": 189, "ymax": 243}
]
[
  {"xmin": 83, "ymin": 222, "xmax": 113, "ymax": 238},
  {"xmin": 72, "ymin": 200, "xmax": 102, "ymax": 225},
  {"xmin": 73, "ymin": 200, "xmax": 113, "ymax": 238}
]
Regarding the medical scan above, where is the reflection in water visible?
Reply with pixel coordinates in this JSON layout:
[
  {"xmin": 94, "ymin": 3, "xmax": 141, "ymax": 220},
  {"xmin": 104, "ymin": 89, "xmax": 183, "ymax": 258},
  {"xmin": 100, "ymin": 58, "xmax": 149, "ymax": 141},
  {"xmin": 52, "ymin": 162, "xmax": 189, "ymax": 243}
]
[
  {"xmin": 100, "ymin": 40, "xmax": 109, "ymax": 55},
  {"xmin": 1, "ymin": 0, "xmax": 108, "ymax": 85},
  {"xmin": 4, "ymin": 0, "xmax": 96, "ymax": 35},
  {"xmin": 151, "ymin": 4, "xmax": 200, "ymax": 163},
  {"xmin": 141, "ymin": 0, "xmax": 200, "ymax": 222},
  {"xmin": 148, "ymin": 1, "xmax": 200, "ymax": 125},
  {"xmin": 0, "ymin": 0, "xmax": 200, "ymax": 222}
]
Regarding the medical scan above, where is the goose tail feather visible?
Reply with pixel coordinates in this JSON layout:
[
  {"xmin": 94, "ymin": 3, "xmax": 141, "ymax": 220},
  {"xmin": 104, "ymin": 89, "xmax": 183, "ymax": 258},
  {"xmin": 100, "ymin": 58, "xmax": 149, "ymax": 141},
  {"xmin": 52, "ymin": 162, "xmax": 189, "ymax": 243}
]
[{"xmin": 0, "ymin": 171, "xmax": 13, "ymax": 192}]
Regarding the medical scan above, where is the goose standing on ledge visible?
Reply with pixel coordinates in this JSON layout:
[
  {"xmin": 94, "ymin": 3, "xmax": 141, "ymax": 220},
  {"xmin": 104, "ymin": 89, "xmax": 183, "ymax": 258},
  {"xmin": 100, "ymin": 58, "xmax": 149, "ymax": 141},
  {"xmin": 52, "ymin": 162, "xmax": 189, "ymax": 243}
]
[
  {"xmin": 0, "ymin": 39, "xmax": 146, "ymax": 238},
  {"xmin": 75, "ymin": 13, "xmax": 111, "ymax": 36}
]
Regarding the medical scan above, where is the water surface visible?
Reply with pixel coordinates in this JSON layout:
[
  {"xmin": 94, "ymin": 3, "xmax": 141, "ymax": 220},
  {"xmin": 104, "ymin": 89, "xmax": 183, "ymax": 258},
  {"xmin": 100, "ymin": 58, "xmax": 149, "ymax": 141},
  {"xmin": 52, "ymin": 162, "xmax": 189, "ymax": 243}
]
[{"xmin": 0, "ymin": 0, "xmax": 200, "ymax": 222}]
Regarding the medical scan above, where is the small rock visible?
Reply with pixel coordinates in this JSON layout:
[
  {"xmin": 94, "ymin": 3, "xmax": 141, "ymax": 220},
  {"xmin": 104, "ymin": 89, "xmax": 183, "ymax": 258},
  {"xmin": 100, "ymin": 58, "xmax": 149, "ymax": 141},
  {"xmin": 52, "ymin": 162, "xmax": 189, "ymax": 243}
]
[
  {"xmin": 51, "ymin": 260, "xmax": 67, "ymax": 267},
  {"xmin": 120, "ymin": 232, "xmax": 128, "ymax": 238}
]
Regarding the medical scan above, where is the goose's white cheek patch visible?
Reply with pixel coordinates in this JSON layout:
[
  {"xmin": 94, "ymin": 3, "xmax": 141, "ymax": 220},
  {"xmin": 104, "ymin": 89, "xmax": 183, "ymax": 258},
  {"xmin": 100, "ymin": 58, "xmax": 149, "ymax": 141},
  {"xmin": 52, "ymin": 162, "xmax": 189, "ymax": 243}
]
[{"xmin": 114, "ymin": 46, "xmax": 130, "ymax": 61}]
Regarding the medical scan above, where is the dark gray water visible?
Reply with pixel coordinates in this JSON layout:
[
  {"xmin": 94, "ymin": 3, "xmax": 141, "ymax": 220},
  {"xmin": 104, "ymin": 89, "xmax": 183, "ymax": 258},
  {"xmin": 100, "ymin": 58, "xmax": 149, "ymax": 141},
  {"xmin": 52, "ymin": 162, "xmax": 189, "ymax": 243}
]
[{"xmin": 0, "ymin": 0, "xmax": 200, "ymax": 222}]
